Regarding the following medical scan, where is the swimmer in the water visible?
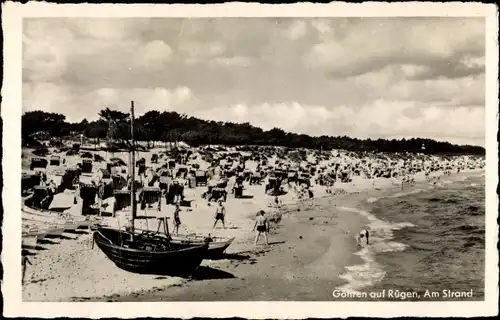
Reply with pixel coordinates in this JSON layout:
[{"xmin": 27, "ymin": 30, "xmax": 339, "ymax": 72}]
[{"xmin": 357, "ymin": 229, "xmax": 370, "ymax": 246}]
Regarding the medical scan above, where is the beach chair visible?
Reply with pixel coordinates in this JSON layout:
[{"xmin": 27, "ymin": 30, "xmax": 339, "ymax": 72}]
[
  {"xmin": 22, "ymin": 173, "xmax": 41, "ymax": 194},
  {"xmin": 209, "ymin": 187, "xmax": 227, "ymax": 202},
  {"xmin": 50, "ymin": 155, "xmax": 61, "ymax": 166},
  {"xmin": 159, "ymin": 175, "xmax": 172, "ymax": 190},
  {"xmin": 80, "ymin": 182, "xmax": 98, "ymax": 214},
  {"xmin": 140, "ymin": 187, "xmax": 162, "ymax": 211},
  {"xmin": 176, "ymin": 165, "xmax": 188, "ymax": 178},
  {"xmin": 234, "ymin": 185, "xmax": 243, "ymax": 198},
  {"xmin": 30, "ymin": 157, "xmax": 48, "ymax": 171},
  {"xmin": 113, "ymin": 190, "xmax": 132, "ymax": 213},
  {"xmin": 151, "ymin": 154, "xmax": 158, "ymax": 164},
  {"xmin": 195, "ymin": 170, "xmax": 208, "ymax": 186},
  {"xmin": 30, "ymin": 185, "xmax": 53, "ymax": 209},
  {"xmin": 81, "ymin": 159, "xmax": 93, "ymax": 173}
]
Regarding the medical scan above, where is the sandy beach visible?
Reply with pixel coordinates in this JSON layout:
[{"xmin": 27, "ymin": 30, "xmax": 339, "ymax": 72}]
[
  {"xmin": 21, "ymin": 145, "xmax": 484, "ymax": 301},
  {"xmin": 95, "ymin": 169, "xmax": 484, "ymax": 302}
]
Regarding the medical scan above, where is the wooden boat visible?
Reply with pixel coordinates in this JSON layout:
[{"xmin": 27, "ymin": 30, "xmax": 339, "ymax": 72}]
[
  {"xmin": 22, "ymin": 231, "xmax": 40, "ymax": 249},
  {"xmin": 23, "ymin": 221, "xmax": 65, "ymax": 237},
  {"xmin": 93, "ymin": 103, "xmax": 209, "ymax": 278},
  {"xmin": 22, "ymin": 206, "xmax": 93, "ymax": 229},
  {"xmin": 23, "ymin": 217, "xmax": 80, "ymax": 232},
  {"xmin": 22, "ymin": 204, "xmax": 101, "ymax": 227},
  {"xmin": 94, "ymin": 227, "xmax": 209, "ymax": 277},
  {"xmin": 170, "ymin": 234, "xmax": 235, "ymax": 259},
  {"xmin": 23, "ymin": 227, "xmax": 46, "ymax": 242}
]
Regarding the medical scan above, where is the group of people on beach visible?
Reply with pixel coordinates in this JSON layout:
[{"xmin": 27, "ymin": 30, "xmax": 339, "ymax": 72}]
[
  {"xmin": 171, "ymin": 198, "xmax": 270, "ymax": 247},
  {"xmin": 172, "ymin": 199, "xmax": 227, "ymax": 235}
]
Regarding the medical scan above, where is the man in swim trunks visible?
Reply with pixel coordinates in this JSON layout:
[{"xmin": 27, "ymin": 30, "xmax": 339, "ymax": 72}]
[
  {"xmin": 173, "ymin": 203, "xmax": 182, "ymax": 235},
  {"xmin": 357, "ymin": 229, "xmax": 370, "ymax": 246},
  {"xmin": 253, "ymin": 210, "xmax": 269, "ymax": 246},
  {"xmin": 213, "ymin": 200, "xmax": 226, "ymax": 229}
]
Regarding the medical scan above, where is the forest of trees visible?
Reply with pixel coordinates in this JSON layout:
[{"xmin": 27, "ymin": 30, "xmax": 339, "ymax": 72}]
[{"xmin": 21, "ymin": 109, "xmax": 486, "ymax": 155}]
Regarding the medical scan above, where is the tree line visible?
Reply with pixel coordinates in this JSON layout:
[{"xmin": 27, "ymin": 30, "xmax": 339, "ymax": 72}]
[{"xmin": 21, "ymin": 109, "xmax": 485, "ymax": 155}]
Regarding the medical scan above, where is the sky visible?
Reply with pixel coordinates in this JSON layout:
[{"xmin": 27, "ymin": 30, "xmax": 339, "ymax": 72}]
[{"xmin": 23, "ymin": 17, "xmax": 486, "ymax": 146}]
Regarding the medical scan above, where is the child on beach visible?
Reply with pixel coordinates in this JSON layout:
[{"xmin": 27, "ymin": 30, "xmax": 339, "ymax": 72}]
[
  {"xmin": 357, "ymin": 229, "xmax": 370, "ymax": 246},
  {"xmin": 213, "ymin": 200, "xmax": 226, "ymax": 229},
  {"xmin": 274, "ymin": 196, "xmax": 282, "ymax": 209},
  {"xmin": 173, "ymin": 203, "xmax": 182, "ymax": 235},
  {"xmin": 253, "ymin": 210, "xmax": 269, "ymax": 246}
]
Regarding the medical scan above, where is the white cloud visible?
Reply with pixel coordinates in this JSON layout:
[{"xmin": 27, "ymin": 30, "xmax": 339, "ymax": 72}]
[
  {"xmin": 286, "ymin": 20, "xmax": 307, "ymax": 40},
  {"xmin": 23, "ymin": 83, "xmax": 199, "ymax": 123},
  {"xmin": 310, "ymin": 19, "xmax": 332, "ymax": 36},
  {"xmin": 306, "ymin": 18, "xmax": 485, "ymax": 77},
  {"xmin": 22, "ymin": 18, "xmax": 485, "ymax": 146},
  {"xmin": 178, "ymin": 41, "xmax": 226, "ymax": 58},
  {"xmin": 211, "ymin": 56, "xmax": 252, "ymax": 66},
  {"xmin": 134, "ymin": 40, "xmax": 173, "ymax": 69},
  {"xmin": 190, "ymin": 100, "xmax": 484, "ymax": 146}
]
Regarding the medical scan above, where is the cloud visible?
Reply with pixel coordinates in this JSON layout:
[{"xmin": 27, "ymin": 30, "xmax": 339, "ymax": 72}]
[
  {"xmin": 286, "ymin": 20, "xmax": 308, "ymax": 40},
  {"xmin": 306, "ymin": 18, "xmax": 485, "ymax": 79},
  {"xmin": 134, "ymin": 40, "xmax": 173, "ymax": 69},
  {"xmin": 211, "ymin": 56, "xmax": 252, "ymax": 67},
  {"xmin": 22, "ymin": 17, "xmax": 486, "ymax": 146},
  {"xmin": 23, "ymin": 83, "xmax": 200, "ymax": 123},
  {"xmin": 178, "ymin": 41, "xmax": 226, "ymax": 58},
  {"xmin": 191, "ymin": 100, "xmax": 485, "ymax": 146}
]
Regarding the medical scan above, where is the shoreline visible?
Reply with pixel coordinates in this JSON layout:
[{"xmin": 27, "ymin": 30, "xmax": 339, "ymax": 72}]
[
  {"xmin": 85, "ymin": 169, "xmax": 484, "ymax": 302},
  {"xmin": 21, "ymin": 144, "xmax": 484, "ymax": 301}
]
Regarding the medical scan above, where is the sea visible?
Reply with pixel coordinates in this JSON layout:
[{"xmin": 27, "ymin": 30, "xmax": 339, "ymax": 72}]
[{"xmin": 336, "ymin": 172, "xmax": 486, "ymax": 301}]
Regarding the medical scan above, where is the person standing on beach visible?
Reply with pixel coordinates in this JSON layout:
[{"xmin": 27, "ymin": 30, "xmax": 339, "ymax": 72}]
[
  {"xmin": 173, "ymin": 203, "xmax": 182, "ymax": 235},
  {"xmin": 253, "ymin": 210, "xmax": 269, "ymax": 246},
  {"xmin": 22, "ymin": 251, "xmax": 32, "ymax": 284},
  {"xmin": 357, "ymin": 229, "xmax": 370, "ymax": 246},
  {"xmin": 213, "ymin": 200, "xmax": 226, "ymax": 229},
  {"xmin": 274, "ymin": 195, "xmax": 282, "ymax": 209}
]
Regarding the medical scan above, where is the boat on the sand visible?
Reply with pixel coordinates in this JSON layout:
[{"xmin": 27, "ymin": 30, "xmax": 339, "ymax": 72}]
[
  {"xmin": 22, "ymin": 226, "xmax": 48, "ymax": 241},
  {"xmin": 132, "ymin": 227, "xmax": 235, "ymax": 259},
  {"xmin": 22, "ymin": 223, "xmax": 66, "ymax": 237},
  {"xmin": 170, "ymin": 234, "xmax": 235, "ymax": 259},
  {"xmin": 93, "ymin": 103, "xmax": 209, "ymax": 278},
  {"xmin": 93, "ymin": 227, "xmax": 209, "ymax": 277},
  {"xmin": 22, "ymin": 205, "xmax": 101, "ymax": 229},
  {"xmin": 22, "ymin": 217, "xmax": 80, "ymax": 232},
  {"xmin": 22, "ymin": 231, "xmax": 40, "ymax": 249}
]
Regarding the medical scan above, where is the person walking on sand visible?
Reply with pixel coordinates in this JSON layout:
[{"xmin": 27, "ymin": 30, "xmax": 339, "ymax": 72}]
[
  {"xmin": 253, "ymin": 210, "xmax": 269, "ymax": 246},
  {"xmin": 22, "ymin": 251, "xmax": 32, "ymax": 284},
  {"xmin": 173, "ymin": 203, "xmax": 182, "ymax": 235},
  {"xmin": 213, "ymin": 200, "xmax": 226, "ymax": 229}
]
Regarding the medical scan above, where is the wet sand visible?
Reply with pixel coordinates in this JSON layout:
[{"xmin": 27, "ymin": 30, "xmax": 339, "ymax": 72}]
[
  {"xmin": 21, "ymin": 146, "xmax": 484, "ymax": 301},
  {"xmin": 92, "ymin": 192, "xmax": 386, "ymax": 301},
  {"xmin": 108, "ymin": 171, "xmax": 483, "ymax": 302}
]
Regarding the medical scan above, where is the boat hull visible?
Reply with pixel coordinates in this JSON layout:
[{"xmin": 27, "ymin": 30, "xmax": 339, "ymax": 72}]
[
  {"xmin": 23, "ymin": 218, "xmax": 79, "ymax": 232},
  {"xmin": 170, "ymin": 236, "xmax": 235, "ymax": 259},
  {"xmin": 22, "ymin": 234, "xmax": 39, "ymax": 249},
  {"xmin": 94, "ymin": 228, "xmax": 209, "ymax": 277},
  {"xmin": 22, "ymin": 206, "xmax": 95, "ymax": 229}
]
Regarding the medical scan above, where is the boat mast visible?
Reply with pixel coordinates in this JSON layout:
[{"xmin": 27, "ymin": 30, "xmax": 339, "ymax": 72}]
[
  {"xmin": 130, "ymin": 101, "xmax": 136, "ymax": 232},
  {"xmin": 107, "ymin": 115, "xmax": 114, "ymax": 162}
]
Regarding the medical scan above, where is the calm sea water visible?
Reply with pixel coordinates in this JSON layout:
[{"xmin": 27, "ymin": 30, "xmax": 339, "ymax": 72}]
[{"xmin": 336, "ymin": 173, "xmax": 485, "ymax": 301}]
